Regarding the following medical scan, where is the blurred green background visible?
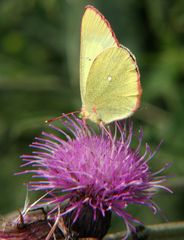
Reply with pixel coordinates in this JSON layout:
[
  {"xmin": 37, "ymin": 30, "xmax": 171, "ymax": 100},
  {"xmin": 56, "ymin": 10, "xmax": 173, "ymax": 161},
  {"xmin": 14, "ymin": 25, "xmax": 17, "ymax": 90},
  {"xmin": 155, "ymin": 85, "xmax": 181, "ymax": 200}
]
[{"xmin": 0, "ymin": 0, "xmax": 184, "ymax": 233}]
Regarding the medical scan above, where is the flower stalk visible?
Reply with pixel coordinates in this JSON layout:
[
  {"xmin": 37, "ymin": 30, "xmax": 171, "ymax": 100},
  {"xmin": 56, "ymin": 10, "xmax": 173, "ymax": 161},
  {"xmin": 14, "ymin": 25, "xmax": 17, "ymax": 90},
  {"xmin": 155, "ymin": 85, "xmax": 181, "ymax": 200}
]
[{"xmin": 105, "ymin": 221, "xmax": 184, "ymax": 240}]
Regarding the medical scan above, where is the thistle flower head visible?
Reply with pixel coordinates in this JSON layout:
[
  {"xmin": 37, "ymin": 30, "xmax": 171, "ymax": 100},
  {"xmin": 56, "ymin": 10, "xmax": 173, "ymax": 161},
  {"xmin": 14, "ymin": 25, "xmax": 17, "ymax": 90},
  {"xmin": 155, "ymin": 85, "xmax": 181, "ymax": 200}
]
[{"xmin": 21, "ymin": 115, "xmax": 170, "ymax": 238}]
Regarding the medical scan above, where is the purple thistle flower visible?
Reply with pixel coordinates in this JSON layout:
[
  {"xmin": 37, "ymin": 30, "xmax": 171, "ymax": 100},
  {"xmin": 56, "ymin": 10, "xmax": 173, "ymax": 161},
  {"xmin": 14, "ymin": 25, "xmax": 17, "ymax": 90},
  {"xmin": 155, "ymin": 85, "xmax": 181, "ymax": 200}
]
[{"xmin": 20, "ymin": 115, "xmax": 171, "ymax": 239}]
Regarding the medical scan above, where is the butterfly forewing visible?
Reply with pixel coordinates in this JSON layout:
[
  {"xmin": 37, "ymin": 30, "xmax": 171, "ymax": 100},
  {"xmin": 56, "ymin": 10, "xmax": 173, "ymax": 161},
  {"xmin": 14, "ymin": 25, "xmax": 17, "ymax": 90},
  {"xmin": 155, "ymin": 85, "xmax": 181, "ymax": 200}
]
[{"xmin": 80, "ymin": 6, "xmax": 119, "ymax": 103}]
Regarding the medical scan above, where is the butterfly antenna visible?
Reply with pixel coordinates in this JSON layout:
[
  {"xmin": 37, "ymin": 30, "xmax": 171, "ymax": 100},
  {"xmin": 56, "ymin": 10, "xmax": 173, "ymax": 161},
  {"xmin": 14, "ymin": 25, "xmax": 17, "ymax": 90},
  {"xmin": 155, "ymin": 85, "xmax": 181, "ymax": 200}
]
[{"xmin": 45, "ymin": 111, "xmax": 79, "ymax": 123}]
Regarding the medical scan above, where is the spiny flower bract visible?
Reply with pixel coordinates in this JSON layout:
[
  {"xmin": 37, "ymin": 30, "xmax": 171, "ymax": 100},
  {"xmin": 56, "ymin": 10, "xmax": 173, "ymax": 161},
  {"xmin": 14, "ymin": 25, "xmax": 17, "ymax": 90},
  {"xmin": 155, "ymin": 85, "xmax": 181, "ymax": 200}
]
[{"xmin": 21, "ymin": 115, "xmax": 170, "ymax": 238}]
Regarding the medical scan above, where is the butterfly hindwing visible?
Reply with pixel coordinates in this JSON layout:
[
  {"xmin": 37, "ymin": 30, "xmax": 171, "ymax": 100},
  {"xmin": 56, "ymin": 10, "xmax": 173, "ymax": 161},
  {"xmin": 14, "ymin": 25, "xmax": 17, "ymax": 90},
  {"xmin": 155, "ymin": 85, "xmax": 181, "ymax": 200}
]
[{"xmin": 84, "ymin": 47, "xmax": 141, "ymax": 124}]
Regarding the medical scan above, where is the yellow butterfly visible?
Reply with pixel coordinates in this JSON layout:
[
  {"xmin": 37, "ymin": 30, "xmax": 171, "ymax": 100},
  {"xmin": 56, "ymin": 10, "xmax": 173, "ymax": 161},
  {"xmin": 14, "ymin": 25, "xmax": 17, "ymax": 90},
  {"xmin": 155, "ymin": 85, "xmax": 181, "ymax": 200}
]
[{"xmin": 80, "ymin": 5, "xmax": 142, "ymax": 124}]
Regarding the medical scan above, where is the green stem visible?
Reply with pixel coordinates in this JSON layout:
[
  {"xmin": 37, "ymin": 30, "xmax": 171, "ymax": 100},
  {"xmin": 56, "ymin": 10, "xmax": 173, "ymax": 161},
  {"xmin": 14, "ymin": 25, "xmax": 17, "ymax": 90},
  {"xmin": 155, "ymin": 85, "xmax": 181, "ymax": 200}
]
[{"xmin": 105, "ymin": 221, "xmax": 184, "ymax": 240}]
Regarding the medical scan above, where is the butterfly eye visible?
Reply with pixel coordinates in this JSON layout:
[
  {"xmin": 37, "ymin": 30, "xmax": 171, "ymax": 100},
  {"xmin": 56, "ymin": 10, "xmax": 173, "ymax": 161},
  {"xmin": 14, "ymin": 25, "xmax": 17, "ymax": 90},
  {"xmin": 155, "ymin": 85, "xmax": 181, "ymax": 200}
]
[{"xmin": 78, "ymin": 112, "xmax": 83, "ymax": 119}]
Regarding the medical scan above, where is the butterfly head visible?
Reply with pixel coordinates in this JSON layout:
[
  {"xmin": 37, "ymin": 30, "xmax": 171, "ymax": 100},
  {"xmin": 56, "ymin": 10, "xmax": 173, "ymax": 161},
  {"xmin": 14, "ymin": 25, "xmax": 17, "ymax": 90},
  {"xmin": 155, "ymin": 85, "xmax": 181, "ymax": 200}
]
[{"xmin": 80, "ymin": 106, "xmax": 102, "ymax": 124}]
